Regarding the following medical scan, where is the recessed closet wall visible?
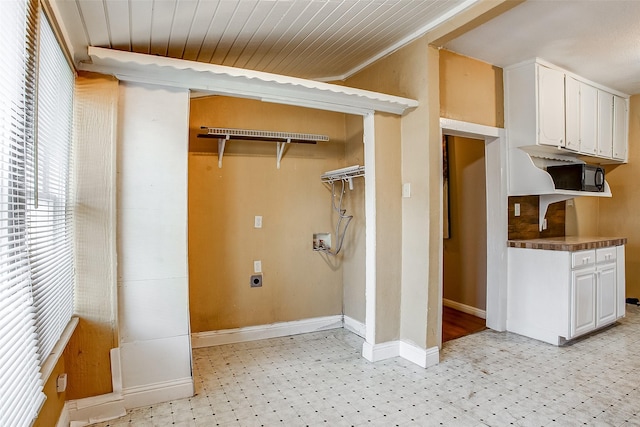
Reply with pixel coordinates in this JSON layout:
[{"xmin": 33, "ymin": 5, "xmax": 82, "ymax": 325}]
[{"xmin": 188, "ymin": 96, "xmax": 365, "ymax": 333}]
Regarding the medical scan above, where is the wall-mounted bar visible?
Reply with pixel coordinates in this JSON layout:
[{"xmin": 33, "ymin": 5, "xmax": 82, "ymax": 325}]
[
  {"xmin": 198, "ymin": 127, "xmax": 329, "ymax": 169},
  {"xmin": 321, "ymin": 165, "xmax": 365, "ymax": 190}
]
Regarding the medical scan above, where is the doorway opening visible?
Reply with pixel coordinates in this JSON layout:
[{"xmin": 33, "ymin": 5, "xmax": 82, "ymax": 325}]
[
  {"xmin": 438, "ymin": 118, "xmax": 508, "ymax": 347},
  {"xmin": 442, "ymin": 135, "xmax": 487, "ymax": 342}
]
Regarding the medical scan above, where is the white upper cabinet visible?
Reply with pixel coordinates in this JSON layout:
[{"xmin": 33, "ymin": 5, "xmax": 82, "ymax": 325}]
[
  {"xmin": 613, "ymin": 95, "xmax": 628, "ymax": 161},
  {"xmin": 597, "ymin": 90, "xmax": 614, "ymax": 158},
  {"xmin": 537, "ymin": 65, "xmax": 565, "ymax": 148},
  {"xmin": 565, "ymin": 77, "xmax": 598, "ymax": 155},
  {"xmin": 564, "ymin": 76, "xmax": 580, "ymax": 152},
  {"xmin": 505, "ymin": 58, "xmax": 629, "ymax": 164},
  {"xmin": 579, "ymin": 83, "xmax": 599, "ymax": 156}
]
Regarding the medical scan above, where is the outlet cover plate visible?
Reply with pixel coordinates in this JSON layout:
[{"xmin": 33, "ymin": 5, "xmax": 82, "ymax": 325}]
[{"xmin": 250, "ymin": 274, "xmax": 263, "ymax": 287}]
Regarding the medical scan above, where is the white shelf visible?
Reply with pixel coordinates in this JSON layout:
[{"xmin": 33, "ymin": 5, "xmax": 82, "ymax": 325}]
[{"xmin": 198, "ymin": 127, "xmax": 330, "ymax": 169}]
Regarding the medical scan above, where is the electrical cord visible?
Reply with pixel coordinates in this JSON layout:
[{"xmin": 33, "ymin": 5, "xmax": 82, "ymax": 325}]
[{"xmin": 319, "ymin": 179, "xmax": 353, "ymax": 256}]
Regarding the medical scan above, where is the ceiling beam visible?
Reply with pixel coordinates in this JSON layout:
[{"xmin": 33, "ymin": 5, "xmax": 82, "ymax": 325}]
[{"xmin": 426, "ymin": 0, "xmax": 525, "ymax": 47}]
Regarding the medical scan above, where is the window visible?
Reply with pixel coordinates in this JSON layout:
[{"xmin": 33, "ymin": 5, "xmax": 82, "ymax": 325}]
[{"xmin": 0, "ymin": 2, "xmax": 75, "ymax": 426}]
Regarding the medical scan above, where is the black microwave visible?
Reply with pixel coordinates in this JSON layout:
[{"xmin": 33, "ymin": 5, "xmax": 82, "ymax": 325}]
[{"xmin": 546, "ymin": 164, "xmax": 605, "ymax": 192}]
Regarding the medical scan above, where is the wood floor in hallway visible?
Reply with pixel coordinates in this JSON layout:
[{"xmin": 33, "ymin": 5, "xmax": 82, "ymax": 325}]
[{"xmin": 442, "ymin": 306, "xmax": 486, "ymax": 342}]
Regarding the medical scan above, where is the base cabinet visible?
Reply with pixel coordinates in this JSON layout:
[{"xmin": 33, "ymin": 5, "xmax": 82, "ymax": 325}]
[
  {"xmin": 571, "ymin": 267, "xmax": 596, "ymax": 338},
  {"xmin": 508, "ymin": 245, "xmax": 625, "ymax": 345}
]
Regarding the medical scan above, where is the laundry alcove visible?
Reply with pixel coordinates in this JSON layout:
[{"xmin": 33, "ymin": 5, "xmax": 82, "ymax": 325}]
[{"xmin": 187, "ymin": 95, "xmax": 367, "ymax": 341}]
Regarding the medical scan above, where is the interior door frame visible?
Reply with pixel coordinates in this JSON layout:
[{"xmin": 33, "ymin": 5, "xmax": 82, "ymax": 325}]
[{"xmin": 439, "ymin": 118, "xmax": 508, "ymax": 334}]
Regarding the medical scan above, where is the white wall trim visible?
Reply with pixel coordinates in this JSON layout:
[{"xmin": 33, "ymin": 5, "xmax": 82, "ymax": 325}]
[
  {"xmin": 443, "ymin": 298, "xmax": 487, "ymax": 320},
  {"xmin": 191, "ymin": 315, "xmax": 343, "ymax": 348},
  {"xmin": 122, "ymin": 377, "xmax": 194, "ymax": 409},
  {"xmin": 65, "ymin": 377, "xmax": 194, "ymax": 426},
  {"xmin": 362, "ymin": 340, "xmax": 439, "ymax": 368},
  {"xmin": 440, "ymin": 118, "xmax": 508, "ymax": 333},
  {"xmin": 364, "ymin": 113, "xmax": 377, "ymax": 347},
  {"xmin": 399, "ymin": 342, "xmax": 440, "ymax": 369},
  {"xmin": 66, "ymin": 392, "xmax": 125, "ymax": 427},
  {"xmin": 343, "ymin": 316, "xmax": 366, "ymax": 338},
  {"xmin": 56, "ymin": 402, "xmax": 71, "ymax": 427},
  {"xmin": 362, "ymin": 341, "xmax": 400, "ymax": 362}
]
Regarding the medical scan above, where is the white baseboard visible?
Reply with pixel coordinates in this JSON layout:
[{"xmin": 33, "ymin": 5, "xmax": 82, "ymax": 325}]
[
  {"xmin": 443, "ymin": 298, "xmax": 486, "ymax": 319},
  {"xmin": 362, "ymin": 340, "xmax": 400, "ymax": 362},
  {"xmin": 123, "ymin": 377, "xmax": 194, "ymax": 409},
  {"xmin": 67, "ymin": 392, "xmax": 126, "ymax": 427},
  {"xmin": 362, "ymin": 340, "xmax": 440, "ymax": 369},
  {"xmin": 343, "ymin": 316, "xmax": 366, "ymax": 338},
  {"xmin": 399, "ymin": 342, "xmax": 439, "ymax": 368},
  {"xmin": 65, "ymin": 378, "xmax": 194, "ymax": 426},
  {"xmin": 191, "ymin": 315, "xmax": 343, "ymax": 348},
  {"xmin": 56, "ymin": 402, "xmax": 71, "ymax": 427}
]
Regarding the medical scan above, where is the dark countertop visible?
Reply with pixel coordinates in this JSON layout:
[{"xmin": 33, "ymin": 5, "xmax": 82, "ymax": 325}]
[{"xmin": 508, "ymin": 236, "xmax": 627, "ymax": 252}]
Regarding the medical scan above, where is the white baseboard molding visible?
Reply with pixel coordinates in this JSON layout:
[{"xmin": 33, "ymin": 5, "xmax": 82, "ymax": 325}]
[
  {"xmin": 399, "ymin": 342, "xmax": 439, "ymax": 368},
  {"xmin": 56, "ymin": 402, "xmax": 71, "ymax": 427},
  {"xmin": 65, "ymin": 378, "xmax": 194, "ymax": 426},
  {"xmin": 67, "ymin": 392, "xmax": 126, "ymax": 427},
  {"xmin": 343, "ymin": 316, "xmax": 366, "ymax": 338},
  {"xmin": 123, "ymin": 377, "xmax": 194, "ymax": 409},
  {"xmin": 191, "ymin": 315, "xmax": 343, "ymax": 348},
  {"xmin": 362, "ymin": 341, "xmax": 400, "ymax": 362},
  {"xmin": 362, "ymin": 340, "xmax": 440, "ymax": 369},
  {"xmin": 443, "ymin": 298, "xmax": 487, "ymax": 319}
]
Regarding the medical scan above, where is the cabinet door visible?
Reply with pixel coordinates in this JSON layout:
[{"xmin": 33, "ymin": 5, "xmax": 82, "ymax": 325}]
[
  {"xmin": 613, "ymin": 96, "xmax": 628, "ymax": 161},
  {"xmin": 597, "ymin": 263, "xmax": 617, "ymax": 327},
  {"xmin": 565, "ymin": 77, "xmax": 580, "ymax": 151},
  {"xmin": 537, "ymin": 65, "xmax": 565, "ymax": 147},
  {"xmin": 579, "ymin": 83, "xmax": 598, "ymax": 156},
  {"xmin": 571, "ymin": 268, "xmax": 596, "ymax": 338},
  {"xmin": 597, "ymin": 90, "xmax": 614, "ymax": 158}
]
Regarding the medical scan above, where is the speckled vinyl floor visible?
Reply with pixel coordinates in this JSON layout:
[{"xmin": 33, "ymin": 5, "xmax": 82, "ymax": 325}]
[{"xmin": 91, "ymin": 306, "xmax": 640, "ymax": 426}]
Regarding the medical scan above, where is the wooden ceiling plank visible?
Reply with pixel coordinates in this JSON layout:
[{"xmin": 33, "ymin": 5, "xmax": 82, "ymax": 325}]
[
  {"xmin": 210, "ymin": 1, "xmax": 262, "ymax": 66},
  {"xmin": 129, "ymin": 0, "xmax": 152, "ymax": 54},
  {"xmin": 149, "ymin": 0, "xmax": 177, "ymax": 57},
  {"xmin": 240, "ymin": 1, "xmax": 299, "ymax": 71},
  {"xmin": 104, "ymin": 0, "xmax": 131, "ymax": 51},
  {"xmin": 167, "ymin": 0, "xmax": 199, "ymax": 59},
  {"xmin": 196, "ymin": 0, "xmax": 240, "ymax": 63},
  {"xmin": 77, "ymin": 0, "xmax": 111, "ymax": 48},
  {"xmin": 181, "ymin": 0, "xmax": 220, "ymax": 62}
]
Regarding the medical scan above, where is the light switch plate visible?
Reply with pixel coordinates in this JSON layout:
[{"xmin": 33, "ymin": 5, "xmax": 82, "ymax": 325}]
[
  {"xmin": 254, "ymin": 260, "xmax": 262, "ymax": 273},
  {"xmin": 514, "ymin": 203, "xmax": 520, "ymax": 217},
  {"xmin": 254, "ymin": 216, "xmax": 262, "ymax": 228},
  {"xmin": 402, "ymin": 183, "xmax": 411, "ymax": 198}
]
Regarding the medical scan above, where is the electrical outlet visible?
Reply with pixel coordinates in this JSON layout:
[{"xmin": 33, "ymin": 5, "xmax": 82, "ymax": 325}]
[
  {"xmin": 254, "ymin": 260, "xmax": 262, "ymax": 273},
  {"xmin": 254, "ymin": 216, "xmax": 262, "ymax": 228},
  {"xmin": 250, "ymin": 274, "xmax": 262, "ymax": 288},
  {"xmin": 514, "ymin": 203, "xmax": 521, "ymax": 217},
  {"xmin": 542, "ymin": 218, "xmax": 548, "ymax": 230}
]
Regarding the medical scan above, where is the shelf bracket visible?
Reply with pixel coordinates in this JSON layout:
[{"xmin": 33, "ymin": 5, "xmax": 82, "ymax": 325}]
[
  {"xmin": 276, "ymin": 138, "xmax": 291, "ymax": 169},
  {"xmin": 217, "ymin": 136, "xmax": 229, "ymax": 168},
  {"xmin": 539, "ymin": 194, "xmax": 573, "ymax": 231}
]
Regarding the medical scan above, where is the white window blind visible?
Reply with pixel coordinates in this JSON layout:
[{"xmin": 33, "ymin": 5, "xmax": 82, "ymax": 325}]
[
  {"xmin": 28, "ymin": 10, "xmax": 75, "ymax": 365},
  {"xmin": 0, "ymin": 0, "xmax": 45, "ymax": 425}
]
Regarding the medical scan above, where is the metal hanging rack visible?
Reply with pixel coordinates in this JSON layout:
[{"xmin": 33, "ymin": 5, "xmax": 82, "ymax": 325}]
[
  {"xmin": 321, "ymin": 165, "xmax": 365, "ymax": 190},
  {"xmin": 198, "ymin": 127, "xmax": 330, "ymax": 169}
]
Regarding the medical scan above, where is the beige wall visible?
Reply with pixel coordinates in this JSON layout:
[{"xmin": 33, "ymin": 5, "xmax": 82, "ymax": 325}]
[
  {"xmin": 188, "ymin": 96, "xmax": 350, "ymax": 331},
  {"xmin": 443, "ymin": 136, "xmax": 487, "ymax": 310},
  {"xmin": 345, "ymin": 36, "xmax": 433, "ymax": 346},
  {"xmin": 440, "ymin": 49, "xmax": 504, "ymax": 128},
  {"xmin": 64, "ymin": 72, "xmax": 119, "ymax": 399},
  {"xmin": 598, "ymin": 95, "xmax": 640, "ymax": 298}
]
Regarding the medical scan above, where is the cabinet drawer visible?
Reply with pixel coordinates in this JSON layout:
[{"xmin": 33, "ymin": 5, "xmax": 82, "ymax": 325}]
[
  {"xmin": 572, "ymin": 250, "xmax": 596, "ymax": 268},
  {"xmin": 596, "ymin": 247, "xmax": 617, "ymax": 263}
]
